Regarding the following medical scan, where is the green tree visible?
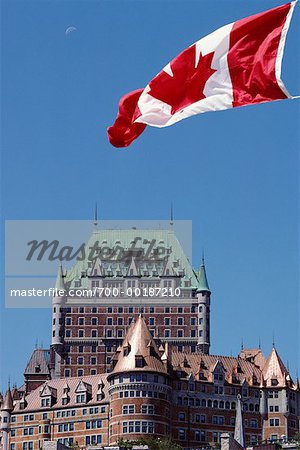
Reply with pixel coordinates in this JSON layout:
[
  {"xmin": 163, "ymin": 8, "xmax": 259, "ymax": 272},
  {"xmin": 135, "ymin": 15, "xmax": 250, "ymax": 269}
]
[
  {"xmin": 292, "ymin": 432, "xmax": 300, "ymax": 449},
  {"xmin": 117, "ymin": 436, "xmax": 182, "ymax": 450}
]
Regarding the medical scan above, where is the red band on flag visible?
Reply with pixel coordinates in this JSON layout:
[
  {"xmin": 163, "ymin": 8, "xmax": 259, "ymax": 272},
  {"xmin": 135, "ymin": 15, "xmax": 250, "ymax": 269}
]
[
  {"xmin": 107, "ymin": 89, "xmax": 146, "ymax": 148},
  {"xmin": 228, "ymin": 2, "xmax": 291, "ymax": 107}
]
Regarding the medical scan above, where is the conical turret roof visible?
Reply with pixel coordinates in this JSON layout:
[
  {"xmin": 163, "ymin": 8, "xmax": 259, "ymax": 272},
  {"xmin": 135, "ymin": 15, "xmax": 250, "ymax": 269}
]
[
  {"xmin": 55, "ymin": 265, "xmax": 65, "ymax": 291},
  {"xmin": 2, "ymin": 388, "xmax": 13, "ymax": 411},
  {"xmin": 197, "ymin": 259, "xmax": 210, "ymax": 292},
  {"xmin": 263, "ymin": 346, "xmax": 289, "ymax": 387},
  {"xmin": 110, "ymin": 315, "xmax": 168, "ymax": 376}
]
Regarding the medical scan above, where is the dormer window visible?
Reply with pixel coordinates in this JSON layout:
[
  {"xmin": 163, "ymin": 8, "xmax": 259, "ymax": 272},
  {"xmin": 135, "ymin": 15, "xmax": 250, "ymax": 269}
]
[
  {"xmin": 20, "ymin": 397, "xmax": 27, "ymax": 410},
  {"xmin": 40, "ymin": 384, "xmax": 56, "ymax": 408},
  {"xmin": 135, "ymin": 355, "xmax": 144, "ymax": 368},
  {"xmin": 41, "ymin": 397, "xmax": 51, "ymax": 407},
  {"xmin": 62, "ymin": 397, "xmax": 69, "ymax": 405},
  {"xmin": 76, "ymin": 393, "xmax": 86, "ymax": 404}
]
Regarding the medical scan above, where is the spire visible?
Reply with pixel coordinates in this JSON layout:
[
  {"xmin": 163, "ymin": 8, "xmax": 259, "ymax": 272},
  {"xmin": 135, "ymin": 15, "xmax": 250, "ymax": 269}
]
[
  {"xmin": 2, "ymin": 387, "xmax": 13, "ymax": 412},
  {"xmin": 170, "ymin": 202, "xmax": 174, "ymax": 226},
  {"xmin": 234, "ymin": 394, "xmax": 245, "ymax": 447},
  {"xmin": 55, "ymin": 264, "xmax": 65, "ymax": 291},
  {"xmin": 94, "ymin": 202, "xmax": 98, "ymax": 228},
  {"xmin": 197, "ymin": 256, "xmax": 210, "ymax": 293}
]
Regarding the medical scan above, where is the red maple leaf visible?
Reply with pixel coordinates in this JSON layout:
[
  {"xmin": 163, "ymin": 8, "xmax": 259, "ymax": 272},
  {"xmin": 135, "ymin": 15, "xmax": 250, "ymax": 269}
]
[{"xmin": 148, "ymin": 45, "xmax": 216, "ymax": 115}]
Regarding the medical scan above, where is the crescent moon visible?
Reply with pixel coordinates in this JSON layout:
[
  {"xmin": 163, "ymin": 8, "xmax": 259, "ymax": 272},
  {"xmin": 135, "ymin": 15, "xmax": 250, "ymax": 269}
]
[{"xmin": 65, "ymin": 26, "xmax": 77, "ymax": 36}]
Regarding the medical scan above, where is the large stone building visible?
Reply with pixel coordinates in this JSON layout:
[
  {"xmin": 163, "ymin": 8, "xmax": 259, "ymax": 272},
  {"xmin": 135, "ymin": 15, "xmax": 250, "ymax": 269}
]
[
  {"xmin": 50, "ymin": 227, "xmax": 211, "ymax": 378},
  {"xmin": 0, "ymin": 316, "xmax": 299, "ymax": 450},
  {"xmin": 0, "ymin": 226, "xmax": 299, "ymax": 450}
]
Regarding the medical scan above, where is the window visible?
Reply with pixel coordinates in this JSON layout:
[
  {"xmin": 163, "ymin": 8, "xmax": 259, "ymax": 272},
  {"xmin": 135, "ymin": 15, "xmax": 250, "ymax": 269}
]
[
  {"xmin": 149, "ymin": 317, "xmax": 155, "ymax": 325},
  {"xmin": 118, "ymin": 317, "xmax": 123, "ymax": 325},
  {"xmin": 270, "ymin": 418, "xmax": 280, "ymax": 426},
  {"xmin": 195, "ymin": 414, "xmax": 206, "ymax": 423},
  {"xmin": 41, "ymin": 397, "xmax": 50, "ymax": 407},
  {"xmin": 91, "ymin": 329, "xmax": 97, "ymax": 337},
  {"xmin": 78, "ymin": 357, "xmax": 83, "ymax": 365},
  {"xmin": 164, "ymin": 329, "xmax": 170, "ymax": 338},
  {"xmin": 179, "ymin": 412, "xmax": 186, "ymax": 421},
  {"xmin": 123, "ymin": 405, "xmax": 135, "ymax": 415},
  {"xmin": 66, "ymin": 317, "xmax": 71, "ymax": 325},
  {"xmin": 85, "ymin": 435, "xmax": 102, "ymax": 445},
  {"xmin": 141, "ymin": 404, "xmax": 154, "ymax": 414},
  {"xmin": 76, "ymin": 394, "xmax": 86, "ymax": 403},
  {"xmin": 177, "ymin": 329, "xmax": 183, "ymax": 337},
  {"xmin": 65, "ymin": 369, "xmax": 70, "ymax": 377},
  {"xmin": 123, "ymin": 421, "xmax": 153, "ymax": 434},
  {"xmin": 165, "ymin": 307, "xmax": 170, "ymax": 313},
  {"xmin": 242, "ymin": 388, "xmax": 248, "ymax": 397},
  {"xmin": 179, "ymin": 429, "xmax": 186, "ymax": 440},
  {"xmin": 164, "ymin": 317, "xmax": 170, "ymax": 325},
  {"xmin": 107, "ymin": 307, "xmax": 113, "ymax": 313},
  {"xmin": 92, "ymin": 307, "xmax": 97, "ymax": 313},
  {"xmin": 91, "ymin": 357, "xmax": 97, "ymax": 365},
  {"xmin": 78, "ymin": 329, "xmax": 84, "ymax": 338},
  {"xmin": 213, "ymin": 416, "xmax": 224, "ymax": 425},
  {"xmin": 195, "ymin": 430, "xmax": 206, "ymax": 442},
  {"xmin": 22, "ymin": 443, "xmax": 33, "ymax": 450},
  {"xmin": 250, "ymin": 419, "xmax": 258, "ymax": 428}
]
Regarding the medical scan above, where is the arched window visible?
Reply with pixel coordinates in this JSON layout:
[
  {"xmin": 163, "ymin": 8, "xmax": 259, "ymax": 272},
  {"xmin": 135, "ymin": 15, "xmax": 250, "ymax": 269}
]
[
  {"xmin": 225, "ymin": 401, "xmax": 230, "ymax": 409},
  {"xmin": 201, "ymin": 399, "xmax": 206, "ymax": 407},
  {"xmin": 213, "ymin": 400, "xmax": 218, "ymax": 408}
]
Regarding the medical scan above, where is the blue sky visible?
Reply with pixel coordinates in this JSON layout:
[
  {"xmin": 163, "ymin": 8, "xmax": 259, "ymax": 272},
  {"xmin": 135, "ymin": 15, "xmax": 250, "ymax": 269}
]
[{"xmin": 1, "ymin": 0, "xmax": 299, "ymax": 391}]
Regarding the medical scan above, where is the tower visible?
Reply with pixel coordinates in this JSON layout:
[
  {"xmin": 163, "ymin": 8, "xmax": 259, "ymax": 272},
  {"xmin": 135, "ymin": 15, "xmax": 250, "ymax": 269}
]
[
  {"xmin": 196, "ymin": 257, "xmax": 211, "ymax": 354},
  {"xmin": 0, "ymin": 387, "xmax": 13, "ymax": 450},
  {"xmin": 107, "ymin": 315, "xmax": 172, "ymax": 445},
  {"xmin": 50, "ymin": 265, "xmax": 66, "ymax": 378}
]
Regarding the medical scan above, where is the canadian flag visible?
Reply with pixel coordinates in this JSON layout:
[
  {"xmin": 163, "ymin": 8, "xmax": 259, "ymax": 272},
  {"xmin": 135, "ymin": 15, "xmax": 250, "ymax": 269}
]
[{"xmin": 108, "ymin": 2, "xmax": 296, "ymax": 148}]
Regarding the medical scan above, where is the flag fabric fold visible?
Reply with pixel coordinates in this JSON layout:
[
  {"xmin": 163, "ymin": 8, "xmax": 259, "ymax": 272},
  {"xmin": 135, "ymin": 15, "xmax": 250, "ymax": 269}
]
[{"xmin": 108, "ymin": 2, "xmax": 296, "ymax": 148}]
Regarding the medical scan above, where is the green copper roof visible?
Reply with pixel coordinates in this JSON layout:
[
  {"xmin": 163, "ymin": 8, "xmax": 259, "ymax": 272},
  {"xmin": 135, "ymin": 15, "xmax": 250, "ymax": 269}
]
[
  {"xmin": 64, "ymin": 228, "xmax": 199, "ymax": 289},
  {"xmin": 197, "ymin": 262, "xmax": 210, "ymax": 292},
  {"xmin": 55, "ymin": 265, "xmax": 65, "ymax": 291}
]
